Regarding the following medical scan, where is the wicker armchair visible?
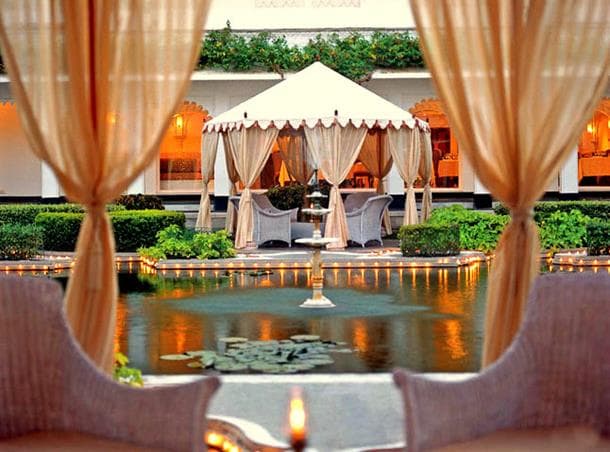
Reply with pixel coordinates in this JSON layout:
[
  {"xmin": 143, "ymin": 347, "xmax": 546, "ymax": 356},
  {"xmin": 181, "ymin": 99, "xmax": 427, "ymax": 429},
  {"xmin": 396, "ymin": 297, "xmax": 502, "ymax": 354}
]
[
  {"xmin": 229, "ymin": 195, "xmax": 297, "ymax": 247},
  {"xmin": 253, "ymin": 192, "xmax": 298, "ymax": 222},
  {"xmin": 393, "ymin": 273, "xmax": 610, "ymax": 452},
  {"xmin": 0, "ymin": 275, "xmax": 220, "ymax": 451},
  {"xmin": 344, "ymin": 191, "xmax": 376, "ymax": 213},
  {"xmin": 346, "ymin": 195, "xmax": 392, "ymax": 247}
]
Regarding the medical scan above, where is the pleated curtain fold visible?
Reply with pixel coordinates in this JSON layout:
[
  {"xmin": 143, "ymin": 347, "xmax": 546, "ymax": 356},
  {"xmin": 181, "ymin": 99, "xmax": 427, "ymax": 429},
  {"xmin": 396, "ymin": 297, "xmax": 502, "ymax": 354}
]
[
  {"xmin": 411, "ymin": 0, "xmax": 610, "ymax": 365},
  {"xmin": 229, "ymin": 127, "xmax": 280, "ymax": 249},
  {"xmin": 0, "ymin": 0, "xmax": 209, "ymax": 371},
  {"xmin": 418, "ymin": 128, "xmax": 434, "ymax": 222},
  {"xmin": 387, "ymin": 127, "xmax": 421, "ymax": 225},
  {"xmin": 196, "ymin": 131, "xmax": 219, "ymax": 231},
  {"xmin": 276, "ymin": 132, "xmax": 315, "ymax": 185},
  {"xmin": 359, "ymin": 132, "xmax": 394, "ymax": 235},
  {"xmin": 304, "ymin": 124, "xmax": 367, "ymax": 248},
  {"xmin": 223, "ymin": 134, "xmax": 241, "ymax": 235}
]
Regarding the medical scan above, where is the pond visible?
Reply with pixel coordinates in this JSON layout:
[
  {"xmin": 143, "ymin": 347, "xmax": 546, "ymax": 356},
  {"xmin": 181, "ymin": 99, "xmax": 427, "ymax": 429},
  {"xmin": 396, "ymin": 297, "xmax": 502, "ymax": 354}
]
[{"xmin": 89, "ymin": 263, "xmax": 489, "ymax": 375}]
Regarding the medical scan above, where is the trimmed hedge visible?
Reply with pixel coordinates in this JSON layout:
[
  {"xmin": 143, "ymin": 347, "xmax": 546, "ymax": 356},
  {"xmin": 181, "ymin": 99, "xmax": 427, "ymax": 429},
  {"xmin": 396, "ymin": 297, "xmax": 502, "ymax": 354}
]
[
  {"xmin": 494, "ymin": 201, "xmax": 610, "ymax": 223},
  {"xmin": 586, "ymin": 220, "xmax": 610, "ymax": 256},
  {"xmin": 114, "ymin": 194, "xmax": 164, "ymax": 210},
  {"xmin": 266, "ymin": 184, "xmax": 307, "ymax": 211},
  {"xmin": 0, "ymin": 224, "xmax": 43, "ymax": 260},
  {"xmin": 0, "ymin": 203, "xmax": 125, "ymax": 226},
  {"xmin": 427, "ymin": 205, "xmax": 509, "ymax": 253},
  {"xmin": 538, "ymin": 210, "xmax": 590, "ymax": 251},
  {"xmin": 34, "ymin": 210, "xmax": 185, "ymax": 252},
  {"xmin": 398, "ymin": 223, "xmax": 460, "ymax": 257}
]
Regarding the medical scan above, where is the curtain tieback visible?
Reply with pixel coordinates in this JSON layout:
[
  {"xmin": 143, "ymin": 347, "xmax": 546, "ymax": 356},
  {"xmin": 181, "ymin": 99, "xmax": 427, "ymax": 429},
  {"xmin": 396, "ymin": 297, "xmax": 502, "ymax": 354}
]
[{"xmin": 510, "ymin": 208, "xmax": 534, "ymax": 223}]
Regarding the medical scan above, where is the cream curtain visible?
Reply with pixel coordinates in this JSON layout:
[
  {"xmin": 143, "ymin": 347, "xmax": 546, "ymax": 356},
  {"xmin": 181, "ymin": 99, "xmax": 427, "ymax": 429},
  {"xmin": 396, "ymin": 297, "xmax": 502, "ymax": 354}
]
[
  {"xmin": 223, "ymin": 134, "xmax": 240, "ymax": 234},
  {"xmin": 418, "ymin": 128, "xmax": 434, "ymax": 222},
  {"xmin": 277, "ymin": 131, "xmax": 315, "ymax": 185},
  {"xmin": 0, "ymin": 0, "xmax": 209, "ymax": 371},
  {"xmin": 411, "ymin": 0, "xmax": 610, "ymax": 365},
  {"xmin": 229, "ymin": 127, "xmax": 280, "ymax": 249},
  {"xmin": 196, "ymin": 131, "xmax": 219, "ymax": 230},
  {"xmin": 387, "ymin": 127, "xmax": 421, "ymax": 225},
  {"xmin": 359, "ymin": 131, "xmax": 394, "ymax": 235},
  {"xmin": 305, "ymin": 123, "xmax": 367, "ymax": 248}
]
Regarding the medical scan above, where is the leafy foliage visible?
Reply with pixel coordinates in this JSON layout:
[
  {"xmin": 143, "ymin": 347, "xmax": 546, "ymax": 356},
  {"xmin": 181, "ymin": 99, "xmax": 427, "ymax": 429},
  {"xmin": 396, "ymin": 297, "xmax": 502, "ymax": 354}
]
[
  {"xmin": 0, "ymin": 203, "xmax": 124, "ymax": 227},
  {"xmin": 398, "ymin": 223, "xmax": 460, "ymax": 257},
  {"xmin": 586, "ymin": 220, "xmax": 610, "ymax": 256},
  {"xmin": 34, "ymin": 210, "xmax": 185, "ymax": 251},
  {"xmin": 494, "ymin": 201, "xmax": 610, "ymax": 224},
  {"xmin": 538, "ymin": 210, "xmax": 590, "ymax": 251},
  {"xmin": 266, "ymin": 184, "xmax": 307, "ymax": 211},
  {"xmin": 138, "ymin": 225, "xmax": 236, "ymax": 261},
  {"xmin": 0, "ymin": 224, "xmax": 43, "ymax": 260},
  {"xmin": 427, "ymin": 205, "xmax": 509, "ymax": 253},
  {"xmin": 113, "ymin": 352, "xmax": 143, "ymax": 387},
  {"xmin": 199, "ymin": 24, "xmax": 424, "ymax": 80},
  {"xmin": 114, "ymin": 194, "xmax": 164, "ymax": 210}
]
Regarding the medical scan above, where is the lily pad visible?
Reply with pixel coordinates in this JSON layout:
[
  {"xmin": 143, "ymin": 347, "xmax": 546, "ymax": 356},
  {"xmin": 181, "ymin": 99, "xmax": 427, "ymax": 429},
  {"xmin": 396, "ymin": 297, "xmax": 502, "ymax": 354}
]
[
  {"xmin": 214, "ymin": 360, "xmax": 249, "ymax": 372},
  {"xmin": 290, "ymin": 334, "xmax": 320, "ymax": 342},
  {"xmin": 249, "ymin": 361, "xmax": 283, "ymax": 373},
  {"xmin": 329, "ymin": 348, "xmax": 353, "ymax": 354},
  {"xmin": 301, "ymin": 356, "xmax": 334, "ymax": 366},
  {"xmin": 218, "ymin": 337, "xmax": 248, "ymax": 344},
  {"xmin": 187, "ymin": 361, "xmax": 204, "ymax": 368},
  {"xmin": 160, "ymin": 353, "xmax": 192, "ymax": 361},
  {"xmin": 185, "ymin": 350, "xmax": 215, "ymax": 358}
]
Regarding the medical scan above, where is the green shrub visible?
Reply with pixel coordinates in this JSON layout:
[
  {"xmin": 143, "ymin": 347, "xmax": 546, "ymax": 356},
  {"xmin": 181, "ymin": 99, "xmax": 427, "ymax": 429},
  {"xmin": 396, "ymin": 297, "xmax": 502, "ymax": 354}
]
[
  {"xmin": 586, "ymin": 220, "xmax": 610, "ymax": 256},
  {"xmin": 138, "ymin": 225, "xmax": 236, "ymax": 261},
  {"xmin": 113, "ymin": 352, "xmax": 143, "ymax": 387},
  {"xmin": 34, "ymin": 210, "xmax": 185, "ymax": 252},
  {"xmin": 427, "ymin": 205, "xmax": 509, "ymax": 253},
  {"xmin": 34, "ymin": 213, "xmax": 83, "ymax": 251},
  {"xmin": 111, "ymin": 210, "xmax": 185, "ymax": 251},
  {"xmin": 538, "ymin": 210, "xmax": 590, "ymax": 251},
  {"xmin": 266, "ymin": 184, "xmax": 307, "ymax": 211},
  {"xmin": 398, "ymin": 223, "xmax": 460, "ymax": 257},
  {"xmin": 114, "ymin": 194, "xmax": 164, "ymax": 210},
  {"xmin": 193, "ymin": 230, "xmax": 236, "ymax": 259},
  {"xmin": 199, "ymin": 24, "xmax": 424, "ymax": 81},
  {"xmin": 0, "ymin": 224, "xmax": 43, "ymax": 260},
  {"xmin": 494, "ymin": 201, "xmax": 610, "ymax": 223},
  {"xmin": 0, "ymin": 203, "xmax": 124, "ymax": 226}
]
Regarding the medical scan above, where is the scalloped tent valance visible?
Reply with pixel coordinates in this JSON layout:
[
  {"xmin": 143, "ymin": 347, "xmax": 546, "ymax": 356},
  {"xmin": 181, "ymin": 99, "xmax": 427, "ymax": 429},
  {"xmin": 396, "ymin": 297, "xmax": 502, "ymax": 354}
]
[{"xmin": 204, "ymin": 62, "xmax": 428, "ymax": 133}]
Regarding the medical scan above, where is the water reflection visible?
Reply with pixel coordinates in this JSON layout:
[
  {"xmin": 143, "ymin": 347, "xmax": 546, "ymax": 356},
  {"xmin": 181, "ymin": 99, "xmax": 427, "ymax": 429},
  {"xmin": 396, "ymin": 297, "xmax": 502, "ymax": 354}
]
[{"xmin": 112, "ymin": 264, "xmax": 489, "ymax": 374}]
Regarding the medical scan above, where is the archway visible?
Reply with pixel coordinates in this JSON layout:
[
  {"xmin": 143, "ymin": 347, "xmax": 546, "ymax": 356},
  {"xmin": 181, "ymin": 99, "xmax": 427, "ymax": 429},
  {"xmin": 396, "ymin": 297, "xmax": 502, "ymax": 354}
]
[
  {"xmin": 409, "ymin": 99, "xmax": 459, "ymax": 188},
  {"xmin": 158, "ymin": 101, "xmax": 212, "ymax": 192},
  {"xmin": 577, "ymin": 98, "xmax": 610, "ymax": 187}
]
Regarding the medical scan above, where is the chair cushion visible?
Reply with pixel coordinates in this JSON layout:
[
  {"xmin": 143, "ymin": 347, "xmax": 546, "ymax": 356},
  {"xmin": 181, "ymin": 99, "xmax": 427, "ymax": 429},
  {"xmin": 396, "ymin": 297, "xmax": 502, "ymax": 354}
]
[
  {"xmin": 0, "ymin": 431, "xmax": 168, "ymax": 451},
  {"xmin": 434, "ymin": 425, "xmax": 610, "ymax": 452}
]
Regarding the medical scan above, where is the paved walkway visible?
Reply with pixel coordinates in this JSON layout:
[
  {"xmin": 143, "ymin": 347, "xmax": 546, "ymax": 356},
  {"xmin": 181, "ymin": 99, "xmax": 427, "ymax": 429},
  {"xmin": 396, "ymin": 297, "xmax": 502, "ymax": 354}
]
[{"xmin": 145, "ymin": 373, "xmax": 474, "ymax": 451}]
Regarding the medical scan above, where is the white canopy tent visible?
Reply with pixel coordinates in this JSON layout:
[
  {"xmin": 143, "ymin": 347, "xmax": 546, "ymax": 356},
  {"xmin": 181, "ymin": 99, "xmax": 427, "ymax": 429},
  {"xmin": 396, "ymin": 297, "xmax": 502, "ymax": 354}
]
[{"xmin": 199, "ymin": 62, "xmax": 432, "ymax": 249}]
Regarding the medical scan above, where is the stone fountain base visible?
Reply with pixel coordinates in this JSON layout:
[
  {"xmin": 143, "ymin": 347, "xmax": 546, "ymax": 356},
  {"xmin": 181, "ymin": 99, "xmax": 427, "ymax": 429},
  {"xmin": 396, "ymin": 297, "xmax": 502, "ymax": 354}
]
[{"xmin": 300, "ymin": 295, "xmax": 336, "ymax": 309}]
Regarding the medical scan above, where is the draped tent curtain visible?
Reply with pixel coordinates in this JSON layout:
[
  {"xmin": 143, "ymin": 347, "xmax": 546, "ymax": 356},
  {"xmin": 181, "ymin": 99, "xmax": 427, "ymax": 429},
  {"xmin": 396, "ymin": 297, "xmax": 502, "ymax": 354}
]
[
  {"xmin": 387, "ymin": 127, "xmax": 421, "ymax": 225},
  {"xmin": 276, "ymin": 131, "xmax": 315, "ymax": 185},
  {"xmin": 305, "ymin": 123, "xmax": 367, "ymax": 248},
  {"xmin": 196, "ymin": 131, "xmax": 219, "ymax": 230},
  {"xmin": 359, "ymin": 131, "xmax": 394, "ymax": 235},
  {"xmin": 229, "ymin": 127, "xmax": 280, "ymax": 249},
  {"xmin": 418, "ymin": 128, "xmax": 434, "ymax": 221},
  {"xmin": 0, "ymin": 0, "xmax": 209, "ymax": 371},
  {"xmin": 411, "ymin": 0, "xmax": 610, "ymax": 365},
  {"xmin": 223, "ymin": 134, "xmax": 240, "ymax": 235}
]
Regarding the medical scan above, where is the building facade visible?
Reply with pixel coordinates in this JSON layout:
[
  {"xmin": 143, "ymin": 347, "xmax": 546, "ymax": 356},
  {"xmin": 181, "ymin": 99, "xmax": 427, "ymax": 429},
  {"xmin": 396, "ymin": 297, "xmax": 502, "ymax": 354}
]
[{"xmin": 0, "ymin": 0, "xmax": 609, "ymax": 208}]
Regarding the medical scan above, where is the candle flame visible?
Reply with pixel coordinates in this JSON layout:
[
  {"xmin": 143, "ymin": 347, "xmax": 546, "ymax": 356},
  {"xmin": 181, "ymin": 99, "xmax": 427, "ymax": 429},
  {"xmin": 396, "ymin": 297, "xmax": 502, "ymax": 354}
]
[{"xmin": 289, "ymin": 387, "xmax": 307, "ymax": 441}]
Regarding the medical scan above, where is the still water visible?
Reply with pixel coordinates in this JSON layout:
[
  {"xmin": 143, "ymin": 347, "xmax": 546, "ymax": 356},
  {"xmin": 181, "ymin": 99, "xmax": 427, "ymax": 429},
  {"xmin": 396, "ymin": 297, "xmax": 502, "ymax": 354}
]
[{"xmin": 111, "ymin": 263, "xmax": 488, "ymax": 374}]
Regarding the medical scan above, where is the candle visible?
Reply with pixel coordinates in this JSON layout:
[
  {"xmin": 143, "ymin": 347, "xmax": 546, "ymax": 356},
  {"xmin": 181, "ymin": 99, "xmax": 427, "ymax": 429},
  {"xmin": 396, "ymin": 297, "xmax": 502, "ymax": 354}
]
[{"xmin": 288, "ymin": 386, "xmax": 307, "ymax": 451}]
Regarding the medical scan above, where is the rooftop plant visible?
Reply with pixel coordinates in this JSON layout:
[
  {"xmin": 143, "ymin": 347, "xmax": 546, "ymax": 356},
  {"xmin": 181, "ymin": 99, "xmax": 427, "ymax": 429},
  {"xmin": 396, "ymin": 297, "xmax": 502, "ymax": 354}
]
[{"xmin": 199, "ymin": 24, "xmax": 424, "ymax": 81}]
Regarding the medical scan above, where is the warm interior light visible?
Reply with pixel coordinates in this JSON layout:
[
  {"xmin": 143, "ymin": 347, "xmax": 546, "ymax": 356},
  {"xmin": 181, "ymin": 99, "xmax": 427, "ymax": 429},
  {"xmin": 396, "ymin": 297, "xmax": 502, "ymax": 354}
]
[
  {"xmin": 587, "ymin": 122, "xmax": 594, "ymax": 134},
  {"xmin": 173, "ymin": 113, "xmax": 185, "ymax": 137},
  {"xmin": 289, "ymin": 387, "xmax": 307, "ymax": 445}
]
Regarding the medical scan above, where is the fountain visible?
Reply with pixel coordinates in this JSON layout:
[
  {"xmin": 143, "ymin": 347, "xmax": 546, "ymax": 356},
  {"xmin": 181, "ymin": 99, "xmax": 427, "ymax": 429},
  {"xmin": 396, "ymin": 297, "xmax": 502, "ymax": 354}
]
[{"xmin": 295, "ymin": 170, "xmax": 337, "ymax": 308}]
